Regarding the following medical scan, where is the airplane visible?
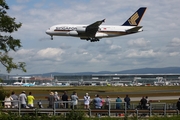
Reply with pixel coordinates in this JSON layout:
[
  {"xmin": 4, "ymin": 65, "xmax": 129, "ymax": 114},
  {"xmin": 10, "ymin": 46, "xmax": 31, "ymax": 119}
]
[
  {"xmin": 13, "ymin": 81, "xmax": 23, "ymax": 86},
  {"xmin": 46, "ymin": 7, "xmax": 147, "ymax": 42},
  {"xmin": 22, "ymin": 82, "xmax": 35, "ymax": 87}
]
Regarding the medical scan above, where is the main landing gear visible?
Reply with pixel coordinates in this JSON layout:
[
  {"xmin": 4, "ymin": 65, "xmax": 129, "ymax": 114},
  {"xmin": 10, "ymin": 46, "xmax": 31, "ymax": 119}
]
[
  {"xmin": 86, "ymin": 38, "xmax": 100, "ymax": 42},
  {"xmin": 51, "ymin": 36, "xmax": 53, "ymax": 40}
]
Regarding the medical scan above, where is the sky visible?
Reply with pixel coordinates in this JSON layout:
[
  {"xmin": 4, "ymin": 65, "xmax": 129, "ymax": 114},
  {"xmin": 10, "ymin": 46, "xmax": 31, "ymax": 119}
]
[{"xmin": 0, "ymin": 0, "xmax": 180, "ymax": 75}]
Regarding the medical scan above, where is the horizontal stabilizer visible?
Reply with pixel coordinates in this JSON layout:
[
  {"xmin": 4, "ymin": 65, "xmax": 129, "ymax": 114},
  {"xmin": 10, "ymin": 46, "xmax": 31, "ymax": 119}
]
[{"xmin": 126, "ymin": 26, "xmax": 142, "ymax": 33}]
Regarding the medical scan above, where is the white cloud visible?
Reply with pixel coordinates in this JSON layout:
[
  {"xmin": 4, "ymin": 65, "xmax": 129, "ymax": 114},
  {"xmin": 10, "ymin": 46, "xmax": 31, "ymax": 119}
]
[
  {"xmin": 128, "ymin": 38, "xmax": 150, "ymax": 47},
  {"xmin": 110, "ymin": 45, "xmax": 121, "ymax": 50},
  {"xmin": 169, "ymin": 52, "xmax": 179, "ymax": 56},
  {"xmin": 9, "ymin": 49, "xmax": 35, "ymax": 62},
  {"xmin": 169, "ymin": 38, "xmax": 180, "ymax": 47},
  {"xmin": 36, "ymin": 48, "xmax": 64, "ymax": 60},
  {"xmin": 9, "ymin": 48, "xmax": 64, "ymax": 63},
  {"xmin": 89, "ymin": 58, "xmax": 100, "ymax": 63},
  {"xmin": 88, "ymin": 54, "xmax": 106, "ymax": 63},
  {"xmin": 126, "ymin": 49, "xmax": 160, "ymax": 58}
]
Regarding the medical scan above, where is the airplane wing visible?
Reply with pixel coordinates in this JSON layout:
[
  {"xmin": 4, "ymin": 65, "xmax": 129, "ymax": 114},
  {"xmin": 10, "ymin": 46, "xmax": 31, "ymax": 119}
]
[
  {"xmin": 85, "ymin": 19, "xmax": 105, "ymax": 37},
  {"xmin": 126, "ymin": 26, "xmax": 142, "ymax": 33}
]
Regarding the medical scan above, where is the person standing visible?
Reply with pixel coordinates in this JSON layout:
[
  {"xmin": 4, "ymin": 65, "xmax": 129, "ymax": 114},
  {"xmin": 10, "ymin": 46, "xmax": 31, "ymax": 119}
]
[
  {"xmin": 70, "ymin": 91, "xmax": 78, "ymax": 109},
  {"xmin": 124, "ymin": 95, "xmax": 130, "ymax": 109},
  {"xmin": 93, "ymin": 94, "xmax": 102, "ymax": 109},
  {"xmin": 140, "ymin": 96, "xmax": 147, "ymax": 109},
  {"xmin": 93, "ymin": 94, "xmax": 102, "ymax": 117},
  {"xmin": 84, "ymin": 93, "xmax": 90, "ymax": 109},
  {"xmin": 19, "ymin": 91, "xmax": 27, "ymax": 108},
  {"xmin": 176, "ymin": 98, "xmax": 180, "ymax": 110},
  {"xmin": 116, "ymin": 96, "xmax": 122, "ymax": 109},
  {"xmin": 105, "ymin": 96, "xmax": 111, "ymax": 109},
  {"xmin": 48, "ymin": 92, "xmax": 55, "ymax": 108},
  {"xmin": 4, "ymin": 93, "xmax": 13, "ymax": 108},
  {"xmin": 62, "ymin": 91, "xmax": 68, "ymax": 108},
  {"xmin": 145, "ymin": 96, "xmax": 149, "ymax": 109},
  {"xmin": 100, "ymin": 97, "xmax": 105, "ymax": 109},
  {"xmin": 54, "ymin": 91, "xmax": 60, "ymax": 108},
  {"xmin": 116, "ymin": 96, "xmax": 122, "ymax": 116},
  {"xmin": 27, "ymin": 92, "xmax": 35, "ymax": 108},
  {"xmin": 11, "ymin": 91, "xmax": 18, "ymax": 108}
]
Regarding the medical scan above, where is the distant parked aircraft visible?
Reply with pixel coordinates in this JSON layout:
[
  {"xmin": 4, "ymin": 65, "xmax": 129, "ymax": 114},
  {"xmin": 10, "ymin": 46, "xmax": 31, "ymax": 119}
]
[
  {"xmin": 22, "ymin": 82, "xmax": 35, "ymax": 87},
  {"xmin": 13, "ymin": 81, "xmax": 23, "ymax": 86},
  {"xmin": 46, "ymin": 7, "xmax": 147, "ymax": 42}
]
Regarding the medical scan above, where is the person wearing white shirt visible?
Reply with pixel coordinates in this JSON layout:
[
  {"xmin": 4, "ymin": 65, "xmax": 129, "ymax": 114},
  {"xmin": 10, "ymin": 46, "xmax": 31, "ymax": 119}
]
[
  {"xmin": 84, "ymin": 93, "xmax": 90, "ymax": 109},
  {"xmin": 19, "ymin": 91, "xmax": 27, "ymax": 108}
]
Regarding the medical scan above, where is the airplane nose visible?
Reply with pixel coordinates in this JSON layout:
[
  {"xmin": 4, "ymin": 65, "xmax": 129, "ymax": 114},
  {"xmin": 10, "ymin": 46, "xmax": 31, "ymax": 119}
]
[
  {"xmin": 46, "ymin": 28, "xmax": 52, "ymax": 35},
  {"xmin": 46, "ymin": 29, "xmax": 50, "ymax": 35}
]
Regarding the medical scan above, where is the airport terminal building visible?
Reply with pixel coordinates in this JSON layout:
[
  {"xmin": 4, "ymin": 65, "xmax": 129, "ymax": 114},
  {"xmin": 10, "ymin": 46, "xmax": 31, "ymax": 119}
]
[
  {"xmin": 1, "ymin": 74, "xmax": 180, "ymax": 86},
  {"xmin": 54, "ymin": 74, "xmax": 180, "ymax": 86}
]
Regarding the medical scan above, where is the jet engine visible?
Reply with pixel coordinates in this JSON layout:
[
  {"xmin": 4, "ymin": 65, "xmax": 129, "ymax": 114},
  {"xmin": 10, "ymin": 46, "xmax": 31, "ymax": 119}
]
[
  {"xmin": 76, "ymin": 27, "xmax": 86, "ymax": 32},
  {"xmin": 69, "ymin": 31, "xmax": 78, "ymax": 36}
]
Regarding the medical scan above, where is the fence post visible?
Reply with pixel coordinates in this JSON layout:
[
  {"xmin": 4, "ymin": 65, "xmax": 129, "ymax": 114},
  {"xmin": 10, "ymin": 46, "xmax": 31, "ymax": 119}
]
[
  {"xmin": 177, "ymin": 109, "xmax": 179, "ymax": 115},
  {"xmin": 164, "ymin": 103, "xmax": 166, "ymax": 116},
  {"xmin": 53, "ymin": 102, "xmax": 55, "ymax": 115},
  {"xmin": 64, "ymin": 101, "xmax": 66, "ymax": 108},
  {"xmin": 136, "ymin": 109, "xmax": 138, "ymax": 118},
  {"xmin": 108, "ymin": 101, "xmax": 110, "ymax": 117},
  {"xmin": 132, "ymin": 103, "xmax": 134, "ymax": 109},
  {"xmin": 89, "ymin": 108, "xmax": 92, "ymax": 117},
  {"xmin": 124, "ymin": 102, "xmax": 127, "ymax": 115},
  {"xmin": 149, "ymin": 103, "xmax": 152, "ymax": 117},
  {"xmin": 18, "ymin": 100, "xmax": 20, "ymax": 115}
]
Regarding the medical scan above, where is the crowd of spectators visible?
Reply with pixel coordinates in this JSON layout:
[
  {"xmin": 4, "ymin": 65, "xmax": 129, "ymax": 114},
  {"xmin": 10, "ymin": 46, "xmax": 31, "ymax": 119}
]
[{"xmin": 3, "ymin": 91, "xmax": 180, "ymax": 111}]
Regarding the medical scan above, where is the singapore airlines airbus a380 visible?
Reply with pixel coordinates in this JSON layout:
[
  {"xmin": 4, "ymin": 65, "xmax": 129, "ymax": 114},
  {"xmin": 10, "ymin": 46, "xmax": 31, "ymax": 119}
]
[{"xmin": 46, "ymin": 7, "xmax": 147, "ymax": 42}]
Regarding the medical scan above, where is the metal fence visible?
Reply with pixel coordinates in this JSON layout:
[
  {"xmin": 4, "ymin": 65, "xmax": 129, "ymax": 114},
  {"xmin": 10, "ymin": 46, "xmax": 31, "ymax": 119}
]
[{"xmin": 1, "ymin": 100, "xmax": 179, "ymax": 117}]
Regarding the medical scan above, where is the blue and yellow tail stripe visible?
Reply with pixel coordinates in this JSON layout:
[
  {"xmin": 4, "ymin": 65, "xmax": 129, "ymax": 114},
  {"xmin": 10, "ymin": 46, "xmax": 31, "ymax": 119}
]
[{"xmin": 122, "ymin": 7, "xmax": 147, "ymax": 26}]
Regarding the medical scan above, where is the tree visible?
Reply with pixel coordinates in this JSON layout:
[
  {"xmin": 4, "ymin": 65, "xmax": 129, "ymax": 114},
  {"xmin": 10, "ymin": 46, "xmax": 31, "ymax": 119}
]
[{"xmin": 0, "ymin": 0, "xmax": 26, "ymax": 73}]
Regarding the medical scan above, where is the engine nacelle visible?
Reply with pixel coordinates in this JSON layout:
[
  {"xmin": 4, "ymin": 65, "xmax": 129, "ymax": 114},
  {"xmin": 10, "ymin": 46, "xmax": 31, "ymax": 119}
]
[
  {"xmin": 95, "ymin": 32, "xmax": 108, "ymax": 37},
  {"xmin": 69, "ymin": 31, "xmax": 78, "ymax": 36},
  {"xmin": 76, "ymin": 27, "xmax": 86, "ymax": 32}
]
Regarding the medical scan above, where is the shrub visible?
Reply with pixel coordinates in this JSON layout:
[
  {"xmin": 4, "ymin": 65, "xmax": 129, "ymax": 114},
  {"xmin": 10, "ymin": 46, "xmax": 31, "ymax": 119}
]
[{"xmin": 65, "ymin": 110, "xmax": 85, "ymax": 120}]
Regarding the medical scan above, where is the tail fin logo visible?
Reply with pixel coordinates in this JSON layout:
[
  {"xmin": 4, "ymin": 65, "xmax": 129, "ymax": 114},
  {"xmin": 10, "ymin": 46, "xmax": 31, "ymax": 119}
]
[{"xmin": 128, "ymin": 12, "xmax": 139, "ymax": 25}]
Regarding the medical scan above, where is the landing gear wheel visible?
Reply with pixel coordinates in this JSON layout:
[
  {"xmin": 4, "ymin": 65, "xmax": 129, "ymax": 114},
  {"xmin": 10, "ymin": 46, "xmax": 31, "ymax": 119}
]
[{"xmin": 90, "ymin": 38, "xmax": 99, "ymax": 42}]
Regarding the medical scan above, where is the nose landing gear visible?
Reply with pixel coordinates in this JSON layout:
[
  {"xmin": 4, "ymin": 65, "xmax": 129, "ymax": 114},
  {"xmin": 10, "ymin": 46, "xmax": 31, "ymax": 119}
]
[{"xmin": 51, "ymin": 36, "xmax": 53, "ymax": 40}]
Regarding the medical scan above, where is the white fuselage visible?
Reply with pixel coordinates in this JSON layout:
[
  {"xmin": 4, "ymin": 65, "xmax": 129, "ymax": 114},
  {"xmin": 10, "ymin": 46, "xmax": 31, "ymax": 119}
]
[
  {"xmin": 46, "ymin": 7, "xmax": 146, "ymax": 41},
  {"xmin": 46, "ymin": 24, "xmax": 143, "ymax": 39}
]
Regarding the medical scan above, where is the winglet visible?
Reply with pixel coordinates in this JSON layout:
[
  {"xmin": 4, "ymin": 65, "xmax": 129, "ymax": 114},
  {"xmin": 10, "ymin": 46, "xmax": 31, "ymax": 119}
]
[
  {"xmin": 102, "ymin": 19, "xmax": 105, "ymax": 23},
  {"xmin": 98, "ymin": 19, "xmax": 105, "ymax": 25},
  {"xmin": 122, "ymin": 7, "xmax": 147, "ymax": 26}
]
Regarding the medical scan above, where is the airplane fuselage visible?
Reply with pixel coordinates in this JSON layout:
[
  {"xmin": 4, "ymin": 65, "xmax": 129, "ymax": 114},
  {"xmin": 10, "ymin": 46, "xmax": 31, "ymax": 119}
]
[
  {"xmin": 46, "ymin": 7, "xmax": 146, "ymax": 42},
  {"xmin": 46, "ymin": 24, "xmax": 143, "ymax": 39}
]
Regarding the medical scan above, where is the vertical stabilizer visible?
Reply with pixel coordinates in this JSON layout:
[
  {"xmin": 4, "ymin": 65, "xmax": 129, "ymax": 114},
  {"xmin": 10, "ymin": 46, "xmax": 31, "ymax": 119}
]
[{"xmin": 122, "ymin": 7, "xmax": 147, "ymax": 26}]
